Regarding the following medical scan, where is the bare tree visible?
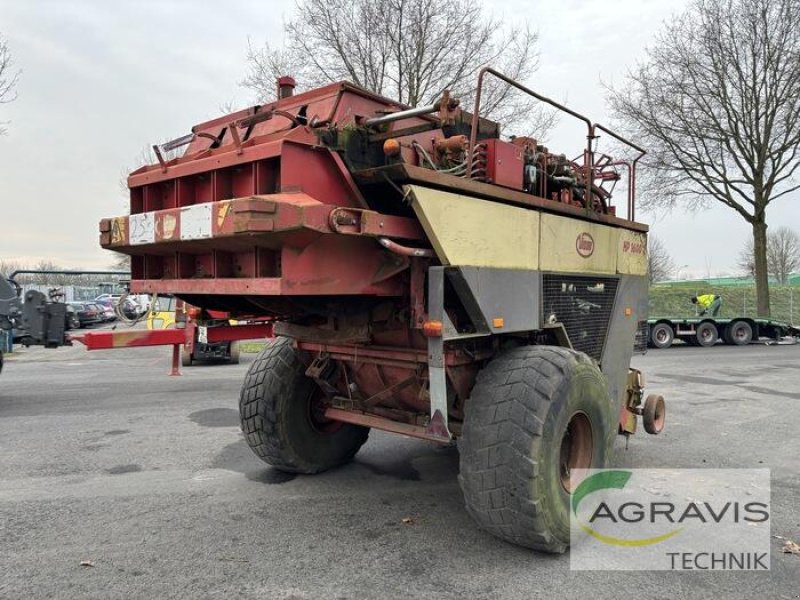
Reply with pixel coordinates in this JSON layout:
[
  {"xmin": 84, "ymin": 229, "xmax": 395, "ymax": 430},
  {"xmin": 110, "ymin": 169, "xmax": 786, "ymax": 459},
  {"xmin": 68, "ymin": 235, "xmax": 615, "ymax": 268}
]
[
  {"xmin": 767, "ymin": 227, "xmax": 800, "ymax": 284},
  {"xmin": 0, "ymin": 32, "xmax": 21, "ymax": 135},
  {"xmin": 737, "ymin": 227, "xmax": 799, "ymax": 283},
  {"xmin": 119, "ymin": 143, "xmax": 182, "ymax": 207},
  {"xmin": 647, "ymin": 236, "xmax": 676, "ymax": 284},
  {"xmin": 608, "ymin": 0, "xmax": 800, "ymax": 316},
  {"xmin": 737, "ymin": 238, "xmax": 755, "ymax": 279},
  {"xmin": 242, "ymin": 0, "xmax": 556, "ymax": 138},
  {"xmin": 0, "ymin": 259, "xmax": 25, "ymax": 279},
  {"xmin": 109, "ymin": 252, "xmax": 131, "ymax": 271}
]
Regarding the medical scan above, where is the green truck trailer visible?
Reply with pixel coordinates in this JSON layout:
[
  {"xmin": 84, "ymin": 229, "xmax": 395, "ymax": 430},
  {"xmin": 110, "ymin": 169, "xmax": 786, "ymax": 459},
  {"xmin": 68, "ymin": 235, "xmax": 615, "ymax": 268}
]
[{"xmin": 647, "ymin": 315, "xmax": 800, "ymax": 348}]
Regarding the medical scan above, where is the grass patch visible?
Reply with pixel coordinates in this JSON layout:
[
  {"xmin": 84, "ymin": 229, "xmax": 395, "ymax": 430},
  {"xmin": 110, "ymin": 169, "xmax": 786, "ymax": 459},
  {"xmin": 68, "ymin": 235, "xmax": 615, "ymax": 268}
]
[
  {"xmin": 239, "ymin": 341, "xmax": 268, "ymax": 354},
  {"xmin": 650, "ymin": 284, "xmax": 798, "ymax": 324}
]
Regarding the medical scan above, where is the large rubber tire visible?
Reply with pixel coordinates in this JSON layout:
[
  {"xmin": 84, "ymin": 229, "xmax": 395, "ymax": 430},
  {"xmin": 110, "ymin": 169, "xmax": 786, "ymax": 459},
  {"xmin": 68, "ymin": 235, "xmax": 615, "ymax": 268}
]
[
  {"xmin": 458, "ymin": 345, "xmax": 616, "ymax": 553},
  {"xmin": 181, "ymin": 346, "xmax": 193, "ymax": 367},
  {"xmin": 649, "ymin": 323, "xmax": 674, "ymax": 349},
  {"xmin": 726, "ymin": 320, "xmax": 753, "ymax": 346},
  {"xmin": 228, "ymin": 340, "xmax": 241, "ymax": 364},
  {"xmin": 239, "ymin": 337, "xmax": 369, "ymax": 474},
  {"xmin": 695, "ymin": 322, "xmax": 718, "ymax": 347}
]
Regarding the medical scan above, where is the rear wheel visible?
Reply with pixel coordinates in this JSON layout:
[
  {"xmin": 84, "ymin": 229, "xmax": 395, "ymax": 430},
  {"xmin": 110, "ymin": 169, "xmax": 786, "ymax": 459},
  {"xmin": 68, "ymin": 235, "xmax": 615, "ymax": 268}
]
[
  {"xmin": 239, "ymin": 337, "xmax": 369, "ymax": 473},
  {"xmin": 649, "ymin": 323, "xmax": 674, "ymax": 349},
  {"xmin": 181, "ymin": 346, "xmax": 193, "ymax": 367},
  {"xmin": 726, "ymin": 320, "xmax": 753, "ymax": 346},
  {"xmin": 458, "ymin": 345, "xmax": 615, "ymax": 553},
  {"xmin": 695, "ymin": 322, "xmax": 718, "ymax": 347},
  {"xmin": 229, "ymin": 340, "xmax": 241, "ymax": 364}
]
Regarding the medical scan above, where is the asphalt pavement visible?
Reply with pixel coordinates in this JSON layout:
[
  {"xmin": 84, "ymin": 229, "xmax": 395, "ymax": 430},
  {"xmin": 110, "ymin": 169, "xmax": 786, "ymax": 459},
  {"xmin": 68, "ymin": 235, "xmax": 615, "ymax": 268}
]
[{"xmin": 1, "ymin": 340, "xmax": 799, "ymax": 599}]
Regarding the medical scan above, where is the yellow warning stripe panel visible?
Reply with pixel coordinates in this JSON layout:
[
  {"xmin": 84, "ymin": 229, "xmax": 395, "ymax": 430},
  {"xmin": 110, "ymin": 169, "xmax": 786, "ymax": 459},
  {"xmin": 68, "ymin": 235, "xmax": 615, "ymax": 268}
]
[
  {"xmin": 539, "ymin": 213, "xmax": 618, "ymax": 274},
  {"xmin": 617, "ymin": 229, "xmax": 648, "ymax": 276},
  {"xmin": 408, "ymin": 185, "xmax": 540, "ymax": 269},
  {"xmin": 409, "ymin": 184, "xmax": 646, "ymax": 276}
]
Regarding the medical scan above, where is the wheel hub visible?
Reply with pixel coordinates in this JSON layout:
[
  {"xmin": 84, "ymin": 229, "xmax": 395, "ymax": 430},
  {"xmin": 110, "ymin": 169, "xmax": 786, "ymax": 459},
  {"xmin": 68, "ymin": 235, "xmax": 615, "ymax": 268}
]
[
  {"xmin": 307, "ymin": 390, "xmax": 343, "ymax": 434},
  {"xmin": 559, "ymin": 412, "xmax": 593, "ymax": 492}
]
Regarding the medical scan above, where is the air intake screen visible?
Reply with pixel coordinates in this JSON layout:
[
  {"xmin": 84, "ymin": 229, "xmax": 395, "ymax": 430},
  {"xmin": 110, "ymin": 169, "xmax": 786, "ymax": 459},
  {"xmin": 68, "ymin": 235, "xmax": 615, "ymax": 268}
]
[
  {"xmin": 634, "ymin": 320, "xmax": 649, "ymax": 353},
  {"xmin": 542, "ymin": 275, "xmax": 618, "ymax": 361}
]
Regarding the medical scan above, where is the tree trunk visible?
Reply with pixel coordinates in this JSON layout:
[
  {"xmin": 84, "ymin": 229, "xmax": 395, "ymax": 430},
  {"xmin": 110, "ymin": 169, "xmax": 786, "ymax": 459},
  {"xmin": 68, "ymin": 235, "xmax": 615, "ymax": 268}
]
[{"xmin": 752, "ymin": 219, "xmax": 771, "ymax": 317}]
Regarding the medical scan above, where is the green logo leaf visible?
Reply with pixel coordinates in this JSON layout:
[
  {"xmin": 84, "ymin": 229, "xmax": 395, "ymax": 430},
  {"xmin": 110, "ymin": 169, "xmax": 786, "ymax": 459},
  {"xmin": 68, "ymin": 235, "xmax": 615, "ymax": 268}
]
[{"xmin": 572, "ymin": 470, "xmax": 632, "ymax": 515}]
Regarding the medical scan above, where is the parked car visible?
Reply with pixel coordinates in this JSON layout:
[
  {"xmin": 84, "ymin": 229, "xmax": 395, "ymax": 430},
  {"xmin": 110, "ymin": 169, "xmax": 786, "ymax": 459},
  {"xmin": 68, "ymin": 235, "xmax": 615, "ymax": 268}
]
[
  {"xmin": 92, "ymin": 298, "xmax": 118, "ymax": 322},
  {"xmin": 67, "ymin": 303, "xmax": 103, "ymax": 327},
  {"xmin": 95, "ymin": 295, "xmax": 141, "ymax": 319},
  {"xmin": 65, "ymin": 304, "xmax": 80, "ymax": 330}
]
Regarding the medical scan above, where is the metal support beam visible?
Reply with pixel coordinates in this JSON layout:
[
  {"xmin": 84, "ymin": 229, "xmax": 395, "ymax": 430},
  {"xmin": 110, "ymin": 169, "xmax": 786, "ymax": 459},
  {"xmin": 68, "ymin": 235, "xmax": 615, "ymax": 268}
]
[
  {"xmin": 426, "ymin": 267, "xmax": 451, "ymax": 441},
  {"xmin": 324, "ymin": 407, "xmax": 450, "ymax": 444}
]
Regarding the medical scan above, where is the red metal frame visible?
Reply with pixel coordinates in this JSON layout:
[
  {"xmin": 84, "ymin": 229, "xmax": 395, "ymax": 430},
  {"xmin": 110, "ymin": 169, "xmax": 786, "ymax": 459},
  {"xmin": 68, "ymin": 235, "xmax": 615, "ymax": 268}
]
[
  {"xmin": 95, "ymin": 70, "xmax": 652, "ymax": 439},
  {"xmin": 68, "ymin": 321, "xmax": 273, "ymax": 377}
]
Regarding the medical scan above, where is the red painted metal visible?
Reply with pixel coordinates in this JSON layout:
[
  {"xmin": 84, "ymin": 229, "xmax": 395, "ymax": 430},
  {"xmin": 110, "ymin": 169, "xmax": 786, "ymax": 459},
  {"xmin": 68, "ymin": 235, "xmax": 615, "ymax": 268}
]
[
  {"xmin": 204, "ymin": 323, "xmax": 273, "ymax": 342},
  {"xmin": 69, "ymin": 322, "xmax": 272, "ymax": 350},
  {"xmin": 324, "ymin": 407, "xmax": 450, "ymax": 444},
  {"xmin": 99, "ymin": 72, "xmax": 649, "ymax": 438},
  {"xmin": 170, "ymin": 344, "xmax": 182, "ymax": 376},
  {"xmin": 70, "ymin": 329, "xmax": 187, "ymax": 350},
  {"xmin": 483, "ymin": 139, "xmax": 524, "ymax": 190}
]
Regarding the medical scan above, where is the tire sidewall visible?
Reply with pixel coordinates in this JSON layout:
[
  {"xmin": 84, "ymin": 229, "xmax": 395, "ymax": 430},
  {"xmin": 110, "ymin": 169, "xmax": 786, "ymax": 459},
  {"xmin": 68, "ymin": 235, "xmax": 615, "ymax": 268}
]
[
  {"xmin": 696, "ymin": 322, "xmax": 718, "ymax": 346},
  {"xmin": 261, "ymin": 339, "xmax": 368, "ymax": 473},
  {"xmin": 651, "ymin": 323, "xmax": 673, "ymax": 349},
  {"xmin": 729, "ymin": 321, "xmax": 753, "ymax": 345},
  {"xmin": 535, "ymin": 355, "xmax": 615, "ymax": 546}
]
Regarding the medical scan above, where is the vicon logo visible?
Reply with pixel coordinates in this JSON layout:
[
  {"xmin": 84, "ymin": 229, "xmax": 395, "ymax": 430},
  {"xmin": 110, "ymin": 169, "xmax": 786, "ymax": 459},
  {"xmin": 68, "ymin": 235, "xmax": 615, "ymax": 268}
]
[{"xmin": 576, "ymin": 232, "xmax": 595, "ymax": 258}]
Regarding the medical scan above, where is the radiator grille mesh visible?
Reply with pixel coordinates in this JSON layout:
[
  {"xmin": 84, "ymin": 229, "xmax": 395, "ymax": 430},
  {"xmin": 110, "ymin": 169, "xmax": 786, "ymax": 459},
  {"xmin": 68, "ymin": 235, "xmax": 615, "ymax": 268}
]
[
  {"xmin": 542, "ymin": 275, "xmax": 618, "ymax": 361},
  {"xmin": 634, "ymin": 320, "xmax": 649, "ymax": 353}
]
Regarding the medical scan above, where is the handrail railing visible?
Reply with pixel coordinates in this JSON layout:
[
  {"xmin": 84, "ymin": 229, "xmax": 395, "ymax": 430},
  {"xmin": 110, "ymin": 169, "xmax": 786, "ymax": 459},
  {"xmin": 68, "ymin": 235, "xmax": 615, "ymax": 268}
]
[
  {"xmin": 467, "ymin": 67, "xmax": 647, "ymax": 221},
  {"xmin": 592, "ymin": 124, "xmax": 646, "ymax": 221}
]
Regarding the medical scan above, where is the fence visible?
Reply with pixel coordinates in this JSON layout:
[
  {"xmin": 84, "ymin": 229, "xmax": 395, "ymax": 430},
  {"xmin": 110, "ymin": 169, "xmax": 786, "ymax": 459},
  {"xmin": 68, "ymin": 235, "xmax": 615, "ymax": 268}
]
[
  {"xmin": 649, "ymin": 285, "xmax": 796, "ymax": 324},
  {"xmin": 18, "ymin": 284, "xmax": 124, "ymax": 303}
]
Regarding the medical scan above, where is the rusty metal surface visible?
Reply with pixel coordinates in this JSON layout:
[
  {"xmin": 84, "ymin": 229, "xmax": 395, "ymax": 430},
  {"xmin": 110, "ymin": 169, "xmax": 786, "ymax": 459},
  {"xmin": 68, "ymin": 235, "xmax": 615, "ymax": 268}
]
[
  {"xmin": 324, "ymin": 407, "xmax": 451, "ymax": 444},
  {"xmin": 70, "ymin": 323, "xmax": 272, "ymax": 350},
  {"xmin": 100, "ymin": 72, "xmax": 654, "ymax": 443},
  {"xmin": 355, "ymin": 164, "xmax": 649, "ymax": 232}
]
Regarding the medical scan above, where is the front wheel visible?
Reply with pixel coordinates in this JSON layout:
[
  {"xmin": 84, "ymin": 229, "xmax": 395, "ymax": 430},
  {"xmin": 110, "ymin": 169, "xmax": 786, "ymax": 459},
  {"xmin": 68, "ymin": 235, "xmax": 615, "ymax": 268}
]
[
  {"xmin": 649, "ymin": 323, "xmax": 674, "ymax": 349},
  {"xmin": 458, "ymin": 345, "xmax": 616, "ymax": 553},
  {"xmin": 239, "ymin": 337, "xmax": 369, "ymax": 473}
]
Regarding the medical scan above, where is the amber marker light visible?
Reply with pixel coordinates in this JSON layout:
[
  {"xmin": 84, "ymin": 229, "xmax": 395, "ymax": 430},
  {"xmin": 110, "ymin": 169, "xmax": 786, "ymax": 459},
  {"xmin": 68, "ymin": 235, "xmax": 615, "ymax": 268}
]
[
  {"xmin": 422, "ymin": 320, "xmax": 443, "ymax": 337},
  {"xmin": 383, "ymin": 138, "xmax": 401, "ymax": 157}
]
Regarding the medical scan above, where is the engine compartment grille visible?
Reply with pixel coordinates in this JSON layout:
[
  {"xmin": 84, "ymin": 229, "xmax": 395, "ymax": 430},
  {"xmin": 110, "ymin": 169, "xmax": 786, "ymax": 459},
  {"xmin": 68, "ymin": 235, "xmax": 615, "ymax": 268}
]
[
  {"xmin": 542, "ymin": 275, "xmax": 618, "ymax": 361},
  {"xmin": 634, "ymin": 320, "xmax": 649, "ymax": 353}
]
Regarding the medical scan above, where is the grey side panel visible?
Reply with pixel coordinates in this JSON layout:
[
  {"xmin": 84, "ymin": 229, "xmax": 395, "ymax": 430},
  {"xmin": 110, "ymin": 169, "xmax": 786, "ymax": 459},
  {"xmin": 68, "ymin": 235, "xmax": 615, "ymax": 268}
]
[
  {"xmin": 437, "ymin": 267, "xmax": 541, "ymax": 340},
  {"xmin": 452, "ymin": 267, "xmax": 541, "ymax": 335},
  {"xmin": 600, "ymin": 274, "xmax": 648, "ymax": 410}
]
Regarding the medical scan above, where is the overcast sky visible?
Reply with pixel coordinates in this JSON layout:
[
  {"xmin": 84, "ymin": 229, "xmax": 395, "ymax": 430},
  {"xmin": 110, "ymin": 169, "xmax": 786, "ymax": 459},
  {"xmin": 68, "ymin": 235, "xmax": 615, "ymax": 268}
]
[{"xmin": 1, "ymin": 0, "xmax": 798, "ymax": 277}]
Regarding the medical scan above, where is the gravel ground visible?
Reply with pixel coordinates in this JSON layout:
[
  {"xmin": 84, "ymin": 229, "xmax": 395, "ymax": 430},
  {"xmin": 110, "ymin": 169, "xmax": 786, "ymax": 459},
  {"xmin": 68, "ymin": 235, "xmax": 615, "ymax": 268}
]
[{"xmin": 1, "ymin": 341, "xmax": 798, "ymax": 599}]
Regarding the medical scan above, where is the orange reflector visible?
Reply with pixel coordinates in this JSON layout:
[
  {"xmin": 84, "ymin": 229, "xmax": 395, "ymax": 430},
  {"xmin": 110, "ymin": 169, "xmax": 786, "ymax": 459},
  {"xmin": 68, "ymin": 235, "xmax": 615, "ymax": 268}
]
[
  {"xmin": 422, "ymin": 320, "xmax": 443, "ymax": 337},
  {"xmin": 624, "ymin": 307, "xmax": 633, "ymax": 317},
  {"xmin": 492, "ymin": 317, "xmax": 505, "ymax": 328},
  {"xmin": 383, "ymin": 138, "xmax": 401, "ymax": 157},
  {"xmin": 187, "ymin": 307, "xmax": 202, "ymax": 320}
]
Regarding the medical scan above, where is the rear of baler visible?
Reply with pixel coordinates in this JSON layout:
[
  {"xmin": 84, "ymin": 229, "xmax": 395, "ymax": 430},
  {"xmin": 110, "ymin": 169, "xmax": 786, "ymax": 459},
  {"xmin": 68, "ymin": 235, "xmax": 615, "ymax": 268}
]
[{"xmin": 101, "ymin": 69, "xmax": 664, "ymax": 551}]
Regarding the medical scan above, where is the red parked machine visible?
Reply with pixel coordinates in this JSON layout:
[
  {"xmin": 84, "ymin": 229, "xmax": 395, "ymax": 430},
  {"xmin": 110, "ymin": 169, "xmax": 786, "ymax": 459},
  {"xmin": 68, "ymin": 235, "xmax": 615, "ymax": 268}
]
[{"xmin": 98, "ymin": 69, "xmax": 665, "ymax": 551}]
